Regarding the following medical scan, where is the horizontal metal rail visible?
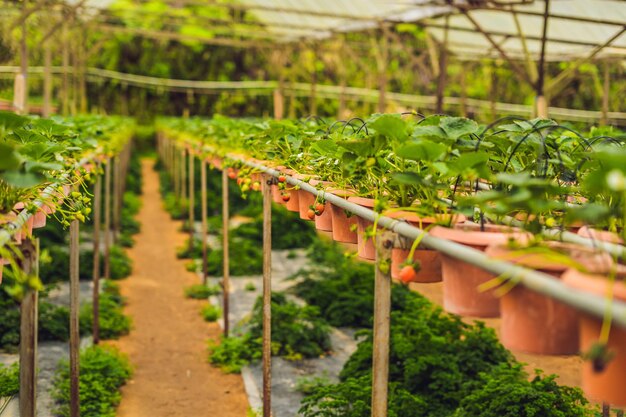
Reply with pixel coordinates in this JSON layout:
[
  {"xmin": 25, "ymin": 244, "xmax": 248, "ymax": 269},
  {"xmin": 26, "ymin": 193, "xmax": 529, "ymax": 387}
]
[
  {"xmin": 0, "ymin": 147, "xmax": 118, "ymax": 250},
  {"xmin": 1, "ymin": 66, "xmax": 624, "ymax": 124},
  {"xmin": 223, "ymin": 156, "xmax": 626, "ymax": 329}
]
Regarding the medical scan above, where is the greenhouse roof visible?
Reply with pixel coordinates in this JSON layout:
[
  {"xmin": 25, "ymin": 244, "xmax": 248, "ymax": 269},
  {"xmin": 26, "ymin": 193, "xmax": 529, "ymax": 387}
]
[{"xmin": 230, "ymin": 0, "xmax": 625, "ymax": 61}]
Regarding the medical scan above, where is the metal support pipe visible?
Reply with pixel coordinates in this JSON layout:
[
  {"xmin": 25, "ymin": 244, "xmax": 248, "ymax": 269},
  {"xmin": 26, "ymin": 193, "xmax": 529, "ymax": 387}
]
[
  {"xmin": 238, "ymin": 159, "xmax": 626, "ymax": 329},
  {"xmin": 221, "ymin": 169, "xmax": 230, "ymax": 338},
  {"xmin": 262, "ymin": 174, "xmax": 272, "ymax": 417}
]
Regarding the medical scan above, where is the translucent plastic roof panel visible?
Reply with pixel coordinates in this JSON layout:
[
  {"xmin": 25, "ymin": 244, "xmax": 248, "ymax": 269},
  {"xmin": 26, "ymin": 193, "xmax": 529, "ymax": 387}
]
[
  {"xmin": 422, "ymin": 0, "xmax": 626, "ymax": 61},
  {"xmin": 239, "ymin": 0, "xmax": 450, "ymax": 40}
]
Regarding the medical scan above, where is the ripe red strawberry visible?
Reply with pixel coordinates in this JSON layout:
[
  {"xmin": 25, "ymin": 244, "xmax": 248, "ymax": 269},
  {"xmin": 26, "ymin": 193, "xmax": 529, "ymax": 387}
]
[
  {"xmin": 281, "ymin": 193, "xmax": 290, "ymax": 202},
  {"xmin": 399, "ymin": 265, "xmax": 417, "ymax": 284},
  {"xmin": 314, "ymin": 203, "xmax": 325, "ymax": 215},
  {"xmin": 306, "ymin": 209, "xmax": 316, "ymax": 220},
  {"xmin": 278, "ymin": 175, "xmax": 287, "ymax": 183}
]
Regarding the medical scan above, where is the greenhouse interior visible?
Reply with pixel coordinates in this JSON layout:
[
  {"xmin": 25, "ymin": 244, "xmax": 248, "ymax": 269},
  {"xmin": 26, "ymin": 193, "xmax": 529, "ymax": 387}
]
[{"xmin": 0, "ymin": 0, "xmax": 626, "ymax": 416}]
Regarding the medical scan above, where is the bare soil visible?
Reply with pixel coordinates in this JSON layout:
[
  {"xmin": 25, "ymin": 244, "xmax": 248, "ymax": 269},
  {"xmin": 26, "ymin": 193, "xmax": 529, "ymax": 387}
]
[{"xmin": 109, "ymin": 159, "xmax": 249, "ymax": 417}]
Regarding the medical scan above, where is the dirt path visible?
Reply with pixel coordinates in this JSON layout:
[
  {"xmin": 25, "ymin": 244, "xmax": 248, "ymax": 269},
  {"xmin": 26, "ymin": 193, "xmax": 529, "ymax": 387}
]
[{"xmin": 110, "ymin": 159, "xmax": 249, "ymax": 417}]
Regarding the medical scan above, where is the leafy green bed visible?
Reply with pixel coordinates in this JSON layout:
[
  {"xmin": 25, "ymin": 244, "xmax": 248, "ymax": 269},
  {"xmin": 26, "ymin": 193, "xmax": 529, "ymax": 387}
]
[
  {"xmin": 52, "ymin": 345, "xmax": 132, "ymax": 417},
  {"xmin": 209, "ymin": 292, "xmax": 331, "ymax": 373}
]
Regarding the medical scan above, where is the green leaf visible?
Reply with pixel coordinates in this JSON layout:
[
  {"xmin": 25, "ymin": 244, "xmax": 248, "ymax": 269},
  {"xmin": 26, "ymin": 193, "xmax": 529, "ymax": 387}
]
[
  {"xmin": 369, "ymin": 114, "xmax": 408, "ymax": 142},
  {"xmin": 440, "ymin": 117, "xmax": 479, "ymax": 140},
  {"xmin": 1, "ymin": 171, "xmax": 43, "ymax": 188},
  {"xmin": 396, "ymin": 141, "xmax": 447, "ymax": 162}
]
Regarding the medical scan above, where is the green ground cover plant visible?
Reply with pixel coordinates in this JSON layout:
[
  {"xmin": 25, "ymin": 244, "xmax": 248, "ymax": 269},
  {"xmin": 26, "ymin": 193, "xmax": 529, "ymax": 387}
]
[
  {"xmin": 52, "ymin": 345, "xmax": 132, "ymax": 417},
  {"xmin": 209, "ymin": 292, "xmax": 331, "ymax": 372},
  {"xmin": 184, "ymin": 283, "xmax": 221, "ymax": 299}
]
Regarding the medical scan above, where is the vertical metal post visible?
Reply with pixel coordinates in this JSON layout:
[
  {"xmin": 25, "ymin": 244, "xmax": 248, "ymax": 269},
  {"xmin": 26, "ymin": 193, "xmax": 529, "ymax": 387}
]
[
  {"xmin": 262, "ymin": 174, "xmax": 272, "ymax": 417},
  {"xmin": 201, "ymin": 159, "xmax": 208, "ymax": 284},
  {"xmin": 104, "ymin": 158, "xmax": 112, "ymax": 280},
  {"xmin": 19, "ymin": 238, "xmax": 37, "ymax": 417},
  {"xmin": 92, "ymin": 172, "xmax": 102, "ymax": 344},
  {"xmin": 188, "ymin": 151, "xmax": 195, "ymax": 249},
  {"xmin": 221, "ymin": 169, "xmax": 230, "ymax": 338},
  {"xmin": 69, "ymin": 219, "xmax": 80, "ymax": 417},
  {"xmin": 371, "ymin": 232, "xmax": 393, "ymax": 417}
]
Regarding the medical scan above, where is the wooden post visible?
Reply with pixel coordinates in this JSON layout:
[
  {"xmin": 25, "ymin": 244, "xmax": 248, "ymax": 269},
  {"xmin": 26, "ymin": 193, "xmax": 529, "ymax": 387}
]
[
  {"xmin": 181, "ymin": 148, "xmax": 187, "ymax": 202},
  {"xmin": 112, "ymin": 156, "xmax": 121, "ymax": 242},
  {"xmin": 371, "ymin": 232, "xmax": 393, "ymax": 417},
  {"xmin": 602, "ymin": 403, "xmax": 610, "ymax": 417},
  {"xmin": 92, "ymin": 172, "xmax": 102, "ymax": 344},
  {"xmin": 188, "ymin": 151, "xmax": 195, "ymax": 251},
  {"xmin": 69, "ymin": 219, "xmax": 80, "ymax": 417},
  {"xmin": 43, "ymin": 44, "xmax": 52, "ymax": 117},
  {"xmin": 103, "ymin": 158, "xmax": 112, "ymax": 280},
  {"xmin": 18, "ymin": 0, "xmax": 28, "ymax": 114},
  {"xmin": 262, "ymin": 174, "xmax": 272, "ymax": 417},
  {"xmin": 173, "ymin": 145, "xmax": 180, "ymax": 198},
  {"xmin": 19, "ymin": 238, "xmax": 38, "ymax": 417},
  {"xmin": 61, "ymin": 22, "xmax": 69, "ymax": 115},
  {"xmin": 436, "ymin": 16, "xmax": 449, "ymax": 114},
  {"xmin": 460, "ymin": 66, "xmax": 467, "ymax": 117},
  {"xmin": 201, "ymin": 159, "xmax": 208, "ymax": 284},
  {"xmin": 601, "ymin": 61, "xmax": 610, "ymax": 125},
  {"xmin": 221, "ymin": 168, "xmax": 230, "ymax": 338},
  {"xmin": 490, "ymin": 63, "xmax": 498, "ymax": 120},
  {"xmin": 377, "ymin": 30, "xmax": 389, "ymax": 113},
  {"xmin": 273, "ymin": 89, "xmax": 284, "ymax": 120},
  {"xmin": 309, "ymin": 47, "xmax": 318, "ymax": 117},
  {"xmin": 535, "ymin": 0, "xmax": 550, "ymax": 118}
]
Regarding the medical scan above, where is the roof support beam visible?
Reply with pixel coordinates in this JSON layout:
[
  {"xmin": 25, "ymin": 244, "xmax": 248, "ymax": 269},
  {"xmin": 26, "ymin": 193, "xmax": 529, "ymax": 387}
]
[
  {"xmin": 546, "ymin": 26, "xmax": 626, "ymax": 96},
  {"xmin": 457, "ymin": 7, "xmax": 534, "ymax": 88}
]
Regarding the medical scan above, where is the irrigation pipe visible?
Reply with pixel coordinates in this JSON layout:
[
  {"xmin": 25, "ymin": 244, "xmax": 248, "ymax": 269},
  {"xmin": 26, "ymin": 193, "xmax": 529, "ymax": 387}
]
[{"xmin": 228, "ymin": 156, "xmax": 626, "ymax": 329}]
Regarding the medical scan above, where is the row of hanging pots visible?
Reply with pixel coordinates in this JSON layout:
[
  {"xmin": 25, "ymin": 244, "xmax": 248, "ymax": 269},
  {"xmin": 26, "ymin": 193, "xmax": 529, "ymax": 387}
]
[{"xmin": 211, "ymin": 155, "xmax": 626, "ymax": 407}]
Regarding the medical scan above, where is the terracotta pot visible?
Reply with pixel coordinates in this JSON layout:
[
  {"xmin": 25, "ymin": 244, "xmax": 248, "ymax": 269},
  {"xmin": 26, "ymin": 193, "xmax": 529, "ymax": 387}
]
[
  {"xmin": 282, "ymin": 170, "xmax": 300, "ymax": 212},
  {"xmin": 294, "ymin": 174, "xmax": 317, "ymax": 221},
  {"xmin": 328, "ymin": 188, "xmax": 357, "ymax": 243},
  {"xmin": 347, "ymin": 197, "xmax": 376, "ymax": 260},
  {"xmin": 309, "ymin": 179, "xmax": 333, "ymax": 232},
  {"xmin": 387, "ymin": 211, "xmax": 466, "ymax": 284},
  {"xmin": 563, "ymin": 268, "xmax": 626, "ymax": 407},
  {"xmin": 430, "ymin": 222, "xmax": 527, "ymax": 317},
  {"xmin": 211, "ymin": 157, "xmax": 223, "ymax": 170},
  {"xmin": 33, "ymin": 210, "xmax": 47, "ymax": 229},
  {"xmin": 1, "ymin": 211, "xmax": 20, "ymax": 244},
  {"xmin": 577, "ymin": 226, "xmax": 623, "ymax": 244},
  {"xmin": 484, "ymin": 242, "xmax": 601, "ymax": 355}
]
